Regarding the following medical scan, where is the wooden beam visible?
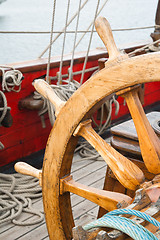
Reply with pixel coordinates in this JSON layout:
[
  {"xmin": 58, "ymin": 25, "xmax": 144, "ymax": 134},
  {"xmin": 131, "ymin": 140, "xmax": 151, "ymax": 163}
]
[{"xmin": 60, "ymin": 175, "xmax": 132, "ymax": 211}]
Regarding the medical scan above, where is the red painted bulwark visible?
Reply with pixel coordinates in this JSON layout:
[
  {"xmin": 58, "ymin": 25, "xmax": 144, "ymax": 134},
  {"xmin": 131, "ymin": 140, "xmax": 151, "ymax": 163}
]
[
  {"xmin": 0, "ymin": 54, "xmax": 100, "ymax": 167},
  {"xmin": 0, "ymin": 49, "xmax": 160, "ymax": 167}
]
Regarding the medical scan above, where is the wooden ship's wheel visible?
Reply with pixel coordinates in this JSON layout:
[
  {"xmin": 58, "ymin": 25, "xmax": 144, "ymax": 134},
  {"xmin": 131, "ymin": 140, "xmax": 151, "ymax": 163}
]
[{"xmin": 15, "ymin": 17, "xmax": 160, "ymax": 239}]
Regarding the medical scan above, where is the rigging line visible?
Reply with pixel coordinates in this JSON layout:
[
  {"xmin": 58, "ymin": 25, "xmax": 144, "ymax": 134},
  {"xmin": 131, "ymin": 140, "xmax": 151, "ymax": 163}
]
[
  {"xmin": 46, "ymin": 0, "xmax": 57, "ymax": 83},
  {"xmin": 58, "ymin": 0, "xmax": 71, "ymax": 85},
  {"xmin": 128, "ymin": 38, "xmax": 160, "ymax": 57},
  {"xmin": 0, "ymin": 25, "xmax": 156, "ymax": 34},
  {"xmin": 80, "ymin": 0, "xmax": 101, "ymax": 85},
  {"xmin": 75, "ymin": 0, "xmax": 109, "ymax": 49},
  {"xmin": 38, "ymin": 0, "xmax": 89, "ymax": 58},
  {"xmin": 49, "ymin": 66, "xmax": 98, "ymax": 81},
  {"xmin": 68, "ymin": 0, "xmax": 82, "ymax": 83}
]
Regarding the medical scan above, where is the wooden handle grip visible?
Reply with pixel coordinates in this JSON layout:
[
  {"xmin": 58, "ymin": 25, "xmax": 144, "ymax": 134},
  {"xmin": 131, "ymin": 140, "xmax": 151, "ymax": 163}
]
[
  {"xmin": 74, "ymin": 120, "xmax": 145, "ymax": 190},
  {"xmin": 14, "ymin": 162, "xmax": 42, "ymax": 186},
  {"xmin": 33, "ymin": 79, "xmax": 66, "ymax": 116},
  {"xmin": 95, "ymin": 16, "xmax": 121, "ymax": 60}
]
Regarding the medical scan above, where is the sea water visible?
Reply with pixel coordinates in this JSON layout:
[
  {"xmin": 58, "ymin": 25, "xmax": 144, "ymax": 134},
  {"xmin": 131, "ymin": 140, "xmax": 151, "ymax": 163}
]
[{"xmin": 0, "ymin": 0, "xmax": 158, "ymax": 64}]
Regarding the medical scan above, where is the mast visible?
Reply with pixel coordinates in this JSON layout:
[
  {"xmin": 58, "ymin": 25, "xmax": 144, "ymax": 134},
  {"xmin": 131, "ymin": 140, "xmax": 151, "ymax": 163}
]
[{"xmin": 151, "ymin": 0, "xmax": 160, "ymax": 46}]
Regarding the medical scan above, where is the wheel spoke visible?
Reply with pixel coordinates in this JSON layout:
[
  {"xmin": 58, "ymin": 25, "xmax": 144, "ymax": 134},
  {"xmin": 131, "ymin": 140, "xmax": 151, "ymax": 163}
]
[
  {"xmin": 33, "ymin": 16, "xmax": 160, "ymax": 240},
  {"xmin": 117, "ymin": 86, "xmax": 160, "ymax": 174},
  {"xmin": 74, "ymin": 119, "xmax": 145, "ymax": 190},
  {"xmin": 60, "ymin": 175, "xmax": 132, "ymax": 211}
]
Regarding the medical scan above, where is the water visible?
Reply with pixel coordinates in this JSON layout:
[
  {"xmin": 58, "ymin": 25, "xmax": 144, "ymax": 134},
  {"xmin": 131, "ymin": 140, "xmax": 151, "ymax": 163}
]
[{"xmin": 0, "ymin": 0, "xmax": 158, "ymax": 64}]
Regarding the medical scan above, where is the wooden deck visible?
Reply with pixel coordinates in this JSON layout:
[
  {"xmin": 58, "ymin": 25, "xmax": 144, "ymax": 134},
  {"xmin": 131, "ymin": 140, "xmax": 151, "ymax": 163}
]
[{"xmin": 0, "ymin": 145, "xmax": 109, "ymax": 240}]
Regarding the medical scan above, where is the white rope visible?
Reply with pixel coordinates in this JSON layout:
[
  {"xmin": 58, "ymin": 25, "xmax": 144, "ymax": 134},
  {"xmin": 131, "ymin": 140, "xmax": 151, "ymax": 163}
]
[
  {"xmin": 0, "ymin": 173, "xmax": 43, "ymax": 226},
  {"xmin": 68, "ymin": 0, "xmax": 82, "ymax": 83},
  {"xmin": 38, "ymin": 0, "xmax": 89, "ymax": 58},
  {"xmin": 46, "ymin": 0, "xmax": 57, "ymax": 83},
  {"xmin": 80, "ymin": 0, "xmax": 100, "ymax": 84},
  {"xmin": 0, "ymin": 66, "xmax": 23, "ymax": 92},
  {"xmin": 75, "ymin": 0, "xmax": 109, "ymax": 50},
  {"xmin": 0, "ymin": 90, "xmax": 10, "ymax": 126},
  {"xmin": 128, "ymin": 39, "xmax": 160, "ymax": 57},
  {"xmin": 0, "ymin": 90, "xmax": 11, "ymax": 149},
  {"xmin": 58, "ymin": 0, "xmax": 71, "ymax": 84},
  {"xmin": 0, "ymin": 25, "xmax": 156, "ymax": 34}
]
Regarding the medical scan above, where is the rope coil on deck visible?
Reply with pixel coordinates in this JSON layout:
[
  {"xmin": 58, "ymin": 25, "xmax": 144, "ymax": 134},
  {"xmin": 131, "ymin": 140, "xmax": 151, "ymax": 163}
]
[
  {"xmin": 0, "ymin": 173, "xmax": 44, "ymax": 226},
  {"xmin": 83, "ymin": 208, "xmax": 160, "ymax": 240}
]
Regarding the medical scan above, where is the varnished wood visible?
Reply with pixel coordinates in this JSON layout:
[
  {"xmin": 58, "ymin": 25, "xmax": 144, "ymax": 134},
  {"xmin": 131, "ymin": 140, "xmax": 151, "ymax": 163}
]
[
  {"xmin": 95, "ymin": 17, "xmax": 127, "ymax": 64},
  {"xmin": 40, "ymin": 16, "xmax": 160, "ymax": 239},
  {"xmin": 111, "ymin": 111, "xmax": 160, "ymax": 141},
  {"xmin": 119, "ymin": 89, "xmax": 160, "ymax": 174},
  {"xmin": 14, "ymin": 162, "xmax": 42, "ymax": 186},
  {"xmin": 74, "ymin": 119, "xmax": 145, "ymax": 190},
  {"xmin": 60, "ymin": 175, "xmax": 131, "ymax": 211},
  {"xmin": 111, "ymin": 135, "xmax": 141, "ymax": 157},
  {"xmin": 42, "ymin": 51, "xmax": 160, "ymax": 240},
  {"xmin": 2, "ymin": 15, "xmax": 160, "ymax": 240},
  {"xmin": 33, "ymin": 79, "xmax": 66, "ymax": 116},
  {"xmin": 72, "ymin": 186, "xmax": 160, "ymax": 240},
  {"xmin": 95, "ymin": 17, "xmax": 160, "ymax": 174}
]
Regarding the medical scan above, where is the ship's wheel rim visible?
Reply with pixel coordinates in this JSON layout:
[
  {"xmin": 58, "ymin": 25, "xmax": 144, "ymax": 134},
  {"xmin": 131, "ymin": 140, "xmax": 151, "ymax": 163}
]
[{"xmin": 42, "ymin": 52, "xmax": 160, "ymax": 240}]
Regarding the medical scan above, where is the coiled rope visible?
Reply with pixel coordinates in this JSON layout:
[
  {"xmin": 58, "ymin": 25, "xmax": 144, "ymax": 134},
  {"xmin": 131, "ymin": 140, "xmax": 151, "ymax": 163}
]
[
  {"xmin": 0, "ymin": 173, "xmax": 43, "ymax": 226},
  {"xmin": 0, "ymin": 90, "xmax": 10, "ymax": 126},
  {"xmin": 0, "ymin": 90, "xmax": 12, "ymax": 149},
  {"xmin": 0, "ymin": 66, "xmax": 23, "ymax": 92},
  {"xmin": 83, "ymin": 208, "xmax": 160, "ymax": 240}
]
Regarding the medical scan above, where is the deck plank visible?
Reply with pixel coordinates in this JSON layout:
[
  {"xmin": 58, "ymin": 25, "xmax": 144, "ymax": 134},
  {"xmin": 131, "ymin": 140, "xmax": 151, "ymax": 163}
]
[{"xmin": 0, "ymin": 153, "xmax": 107, "ymax": 239}]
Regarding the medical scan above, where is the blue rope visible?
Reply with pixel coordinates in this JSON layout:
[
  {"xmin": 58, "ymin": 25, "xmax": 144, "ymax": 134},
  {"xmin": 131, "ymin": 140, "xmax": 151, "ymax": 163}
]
[
  {"xmin": 83, "ymin": 208, "xmax": 159, "ymax": 240},
  {"xmin": 106, "ymin": 209, "xmax": 160, "ymax": 228}
]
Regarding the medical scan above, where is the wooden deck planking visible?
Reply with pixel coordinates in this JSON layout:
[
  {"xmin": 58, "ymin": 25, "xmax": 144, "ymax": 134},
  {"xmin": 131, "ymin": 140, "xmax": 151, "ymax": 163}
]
[{"xmin": 0, "ymin": 154, "xmax": 107, "ymax": 240}]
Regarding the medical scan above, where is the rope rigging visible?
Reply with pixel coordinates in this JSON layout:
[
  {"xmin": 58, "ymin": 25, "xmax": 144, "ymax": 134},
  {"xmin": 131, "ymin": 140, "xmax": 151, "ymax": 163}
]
[
  {"xmin": 1, "ymin": 0, "xmax": 160, "ymax": 229},
  {"xmin": 34, "ymin": 0, "xmax": 160, "ymax": 162},
  {"xmin": 83, "ymin": 208, "xmax": 160, "ymax": 240},
  {"xmin": 0, "ymin": 25, "xmax": 158, "ymax": 34}
]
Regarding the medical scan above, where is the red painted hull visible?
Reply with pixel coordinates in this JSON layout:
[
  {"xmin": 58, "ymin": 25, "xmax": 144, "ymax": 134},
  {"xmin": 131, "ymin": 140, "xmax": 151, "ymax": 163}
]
[{"xmin": 0, "ymin": 47, "xmax": 160, "ymax": 167}]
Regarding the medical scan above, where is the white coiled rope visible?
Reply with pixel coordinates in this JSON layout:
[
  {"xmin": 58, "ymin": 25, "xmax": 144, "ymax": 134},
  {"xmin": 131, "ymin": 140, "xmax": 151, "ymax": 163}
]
[{"xmin": 0, "ymin": 66, "xmax": 23, "ymax": 92}]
